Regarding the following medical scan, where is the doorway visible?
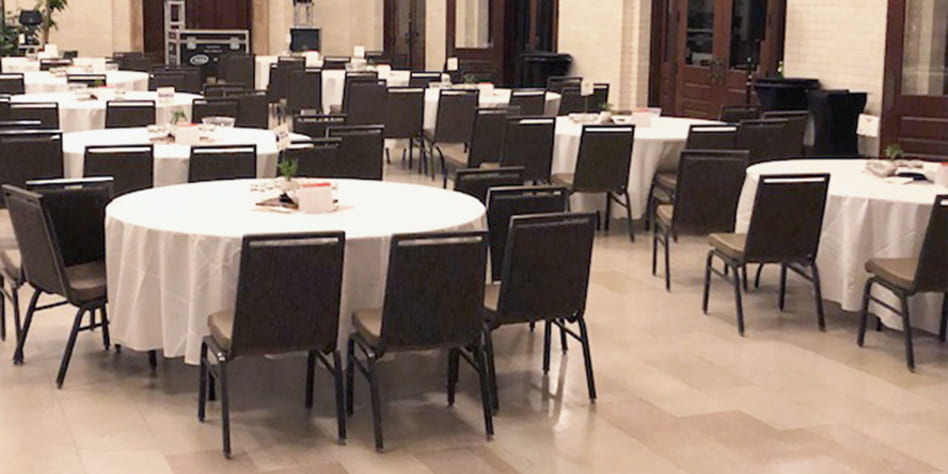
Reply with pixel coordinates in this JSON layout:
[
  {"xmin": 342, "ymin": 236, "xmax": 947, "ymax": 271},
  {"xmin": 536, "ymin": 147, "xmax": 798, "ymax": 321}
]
[
  {"xmin": 384, "ymin": 0, "xmax": 426, "ymax": 70},
  {"xmin": 651, "ymin": 0, "xmax": 785, "ymax": 118}
]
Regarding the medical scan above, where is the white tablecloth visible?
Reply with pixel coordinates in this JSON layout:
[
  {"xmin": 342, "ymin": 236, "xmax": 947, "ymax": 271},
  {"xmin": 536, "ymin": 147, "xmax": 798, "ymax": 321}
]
[
  {"xmin": 552, "ymin": 116, "xmax": 717, "ymax": 219},
  {"xmin": 2, "ymin": 56, "xmax": 108, "ymax": 73},
  {"xmin": 11, "ymin": 91, "xmax": 198, "ymax": 132},
  {"xmin": 105, "ymin": 179, "xmax": 486, "ymax": 363},
  {"xmin": 423, "ymin": 88, "xmax": 561, "ymax": 135},
  {"xmin": 735, "ymin": 159, "xmax": 948, "ymax": 333},
  {"xmin": 21, "ymin": 71, "xmax": 148, "ymax": 94},
  {"xmin": 63, "ymin": 127, "xmax": 307, "ymax": 186}
]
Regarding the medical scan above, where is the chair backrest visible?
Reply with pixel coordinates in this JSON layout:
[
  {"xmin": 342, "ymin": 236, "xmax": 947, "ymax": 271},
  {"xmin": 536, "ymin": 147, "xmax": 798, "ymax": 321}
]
[
  {"xmin": 467, "ymin": 107, "xmax": 518, "ymax": 167},
  {"xmin": 744, "ymin": 173, "xmax": 830, "ymax": 263},
  {"xmin": 0, "ymin": 130, "xmax": 63, "ymax": 204},
  {"xmin": 454, "ymin": 166, "xmax": 525, "ymax": 204},
  {"xmin": 572, "ymin": 124, "xmax": 635, "ymax": 192},
  {"xmin": 0, "ymin": 74, "xmax": 25, "ymax": 95},
  {"xmin": 913, "ymin": 194, "xmax": 948, "ymax": 293},
  {"xmin": 547, "ymin": 76, "xmax": 582, "ymax": 93},
  {"xmin": 148, "ymin": 71, "xmax": 187, "ymax": 92},
  {"xmin": 230, "ymin": 232, "xmax": 346, "ymax": 356},
  {"xmin": 736, "ymin": 118, "xmax": 791, "ymax": 166},
  {"xmin": 66, "ymin": 74, "xmax": 107, "ymax": 88},
  {"xmin": 118, "ymin": 54, "xmax": 154, "ymax": 72},
  {"xmin": 226, "ymin": 89, "xmax": 269, "ymax": 129},
  {"xmin": 286, "ymin": 68, "xmax": 322, "ymax": 114},
  {"xmin": 83, "ymin": 144, "xmax": 154, "ymax": 196},
  {"xmin": 379, "ymin": 231, "xmax": 488, "ymax": 351},
  {"xmin": 719, "ymin": 104, "xmax": 761, "ymax": 123},
  {"xmin": 281, "ymin": 137, "xmax": 342, "ymax": 178},
  {"xmin": 105, "ymin": 100, "xmax": 156, "ymax": 128},
  {"xmin": 344, "ymin": 79, "xmax": 387, "ymax": 126},
  {"xmin": 203, "ymin": 83, "xmax": 246, "ymax": 98},
  {"xmin": 0, "ymin": 120, "xmax": 46, "ymax": 130},
  {"xmin": 277, "ymin": 56, "xmax": 306, "ymax": 68},
  {"xmin": 322, "ymin": 57, "xmax": 350, "ymax": 70},
  {"xmin": 433, "ymin": 89, "xmax": 478, "ymax": 143},
  {"xmin": 219, "ymin": 53, "xmax": 254, "ymax": 88},
  {"xmin": 685, "ymin": 124, "xmax": 739, "ymax": 150},
  {"xmin": 558, "ymin": 84, "xmax": 609, "ymax": 115},
  {"xmin": 384, "ymin": 87, "xmax": 424, "ymax": 139},
  {"xmin": 762, "ymin": 110, "xmax": 808, "ymax": 156},
  {"xmin": 266, "ymin": 60, "xmax": 304, "ymax": 103},
  {"xmin": 501, "ymin": 116, "xmax": 556, "ymax": 182},
  {"xmin": 9, "ymin": 102, "xmax": 59, "ymax": 129},
  {"xmin": 187, "ymin": 144, "xmax": 257, "ymax": 182},
  {"xmin": 294, "ymin": 113, "xmax": 346, "ymax": 138},
  {"xmin": 408, "ymin": 71, "xmax": 443, "ymax": 88},
  {"xmin": 3, "ymin": 185, "xmax": 67, "ymax": 297},
  {"xmin": 24, "ymin": 177, "xmax": 112, "ymax": 269},
  {"xmin": 0, "ymin": 96, "xmax": 9, "ymax": 121},
  {"xmin": 671, "ymin": 149, "xmax": 749, "ymax": 234},
  {"xmin": 191, "ymin": 98, "xmax": 239, "ymax": 123},
  {"xmin": 342, "ymin": 72, "xmax": 379, "ymax": 102},
  {"xmin": 40, "ymin": 58, "xmax": 72, "ymax": 71},
  {"xmin": 152, "ymin": 65, "xmax": 202, "ymax": 93},
  {"xmin": 486, "ymin": 185, "xmax": 569, "ymax": 281},
  {"xmin": 326, "ymin": 125, "xmax": 384, "ymax": 180},
  {"xmin": 494, "ymin": 212, "xmax": 596, "ymax": 325},
  {"xmin": 509, "ymin": 89, "xmax": 546, "ymax": 116}
]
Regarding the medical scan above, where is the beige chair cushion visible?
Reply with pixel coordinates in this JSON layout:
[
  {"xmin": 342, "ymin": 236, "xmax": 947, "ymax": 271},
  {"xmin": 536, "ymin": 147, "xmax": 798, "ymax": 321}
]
[
  {"xmin": 479, "ymin": 162, "xmax": 501, "ymax": 169},
  {"xmin": 208, "ymin": 311, "xmax": 234, "ymax": 350},
  {"xmin": 64, "ymin": 261, "xmax": 107, "ymax": 302},
  {"xmin": 866, "ymin": 258, "xmax": 917, "ymax": 291},
  {"xmin": 708, "ymin": 233, "xmax": 746, "ymax": 260},
  {"xmin": 0, "ymin": 248, "xmax": 21, "ymax": 283},
  {"xmin": 352, "ymin": 308, "xmax": 383, "ymax": 349},
  {"xmin": 328, "ymin": 104, "xmax": 343, "ymax": 114},
  {"xmin": 656, "ymin": 205, "xmax": 674, "ymax": 227},
  {"xmin": 654, "ymin": 172, "xmax": 678, "ymax": 191},
  {"xmin": 0, "ymin": 210, "xmax": 17, "ymax": 249},
  {"xmin": 484, "ymin": 283, "xmax": 500, "ymax": 312},
  {"xmin": 550, "ymin": 173, "xmax": 574, "ymax": 187}
]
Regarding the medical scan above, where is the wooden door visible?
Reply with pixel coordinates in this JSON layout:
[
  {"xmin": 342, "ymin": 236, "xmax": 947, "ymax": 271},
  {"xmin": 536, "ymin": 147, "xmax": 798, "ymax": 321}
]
[
  {"xmin": 447, "ymin": 0, "xmax": 505, "ymax": 83},
  {"xmin": 186, "ymin": 0, "xmax": 252, "ymax": 30},
  {"xmin": 666, "ymin": 0, "xmax": 784, "ymax": 118},
  {"xmin": 385, "ymin": 0, "xmax": 425, "ymax": 70},
  {"xmin": 881, "ymin": 0, "xmax": 948, "ymax": 159}
]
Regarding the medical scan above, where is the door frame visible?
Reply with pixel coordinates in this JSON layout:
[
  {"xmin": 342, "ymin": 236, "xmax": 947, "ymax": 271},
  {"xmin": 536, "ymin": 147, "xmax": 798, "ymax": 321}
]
[
  {"xmin": 383, "ymin": 0, "xmax": 426, "ymax": 70},
  {"xmin": 446, "ymin": 0, "xmax": 506, "ymax": 83}
]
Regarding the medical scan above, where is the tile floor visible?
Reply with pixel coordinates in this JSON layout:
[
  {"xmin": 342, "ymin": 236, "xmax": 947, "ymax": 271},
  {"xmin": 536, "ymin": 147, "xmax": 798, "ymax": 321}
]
[{"xmin": 2, "ymin": 160, "xmax": 948, "ymax": 473}]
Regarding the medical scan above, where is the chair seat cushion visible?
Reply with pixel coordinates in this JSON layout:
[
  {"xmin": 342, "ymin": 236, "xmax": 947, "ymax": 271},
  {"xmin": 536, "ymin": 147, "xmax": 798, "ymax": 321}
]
[
  {"xmin": 328, "ymin": 104, "xmax": 343, "ymax": 114},
  {"xmin": 550, "ymin": 173, "xmax": 574, "ymax": 187},
  {"xmin": 439, "ymin": 144, "xmax": 468, "ymax": 169},
  {"xmin": 484, "ymin": 283, "xmax": 500, "ymax": 312},
  {"xmin": 656, "ymin": 205, "xmax": 673, "ymax": 227},
  {"xmin": 208, "ymin": 311, "xmax": 234, "ymax": 351},
  {"xmin": 479, "ymin": 162, "xmax": 500, "ymax": 169},
  {"xmin": 0, "ymin": 248, "xmax": 22, "ymax": 284},
  {"xmin": 64, "ymin": 261, "xmax": 106, "ymax": 302},
  {"xmin": 708, "ymin": 233, "xmax": 746, "ymax": 260},
  {"xmin": 866, "ymin": 258, "xmax": 917, "ymax": 291},
  {"xmin": 654, "ymin": 172, "xmax": 678, "ymax": 191},
  {"xmin": 352, "ymin": 308, "xmax": 382, "ymax": 349}
]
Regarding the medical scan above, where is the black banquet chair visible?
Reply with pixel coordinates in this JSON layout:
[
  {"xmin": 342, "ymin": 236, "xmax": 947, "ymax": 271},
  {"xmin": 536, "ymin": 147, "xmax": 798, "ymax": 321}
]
[
  {"xmin": 326, "ymin": 125, "xmax": 384, "ymax": 180},
  {"xmin": 346, "ymin": 231, "xmax": 493, "ymax": 452},
  {"xmin": 187, "ymin": 145, "xmax": 257, "ymax": 183},
  {"xmin": 83, "ymin": 144, "xmax": 155, "ymax": 197},
  {"xmin": 383, "ymin": 87, "xmax": 425, "ymax": 168},
  {"xmin": 485, "ymin": 185, "xmax": 569, "ymax": 282},
  {"xmin": 9, "ymin": 102, "xmax": 59, "ymax": 129},
  {"xmin": 702, "ymin": 173, "xmax": 831, "ymax": 336},
  {"xmin": 425, "ymin": 89, "xmax": 478, "ymax": 177},
  {"xmin": 191, "ymin": 98, "xmax": 239, "ymax": 124},
  {"xmin": 453, "ymin": 166, "xmax": 525, "ymax": 204},
  {"xmin": 199, "ymin": 231, "xmax": 347, "ymax": 458},
  {"xmin": 508, "ymin": 89, "xmax": 547, "ymax": 116},
  {"xmin": 0, "ymin": 73, "xmax": 25, "ymax": 95},
  {"xmin": 0, "ymin": 130, "xmax": 64, "ymax": 204},
  {"xmin": 294, "ymin": 113, "xmax": 346, "ymax": 138},
  {"xmin": 280, "ymin": 137, "xmax": 343, "ymax": 178},
  {"xmin": 105, "ymin": 100, "xmax": 156, "ymax": 128},
  {"xmin": 857, "ymin": 194, "xmax": 948, "ymax": 371}
]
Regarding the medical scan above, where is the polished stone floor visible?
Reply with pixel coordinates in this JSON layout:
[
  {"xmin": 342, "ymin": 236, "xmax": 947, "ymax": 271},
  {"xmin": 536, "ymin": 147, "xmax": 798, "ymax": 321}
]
[{"xmin": 2, "ymin": 161, "xmax": 948, "ymax": 473}]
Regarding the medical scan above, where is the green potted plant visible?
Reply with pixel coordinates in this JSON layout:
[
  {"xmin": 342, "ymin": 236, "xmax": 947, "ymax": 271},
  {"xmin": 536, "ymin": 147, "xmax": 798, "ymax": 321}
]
[
  {"xmin": 598, "ymin": 102, "xmax": 614, "ymax": 123},
  {"xmin": 37, "ymin": 0, "xmax": 69, "ymax": 48},
  {"xmin": 276, "ymin": 157, "xmax": 300, "ymax": 202},
  {"xmin": 884, "ymin": 143, "xmax": 903, "ymax": 161}
]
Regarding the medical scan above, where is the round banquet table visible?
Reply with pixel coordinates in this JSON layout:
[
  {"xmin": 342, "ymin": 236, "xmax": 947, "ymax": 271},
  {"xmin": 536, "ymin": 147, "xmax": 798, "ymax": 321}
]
[
  {"xmin": 735, "ymin": 159, "xmax": 948, "ymax": 333},
  {"xmin": 105, "ymin": 179, "xmax": 486, "ymax": 364},
  {"xmin": 2, "ymin": 56, "xmax": 108, "ymax": 73},
  {"xmin": 63, "ymin": 127, "xmax": 308, "ymax": 187},
  {"xmin": 21, "ymin": 70, "xmax": 148, "ymax": 94},
  {"xmin": 423, "ymin": 88, "xmax": 561, "ymax": 134},
  {"xmin": 11, "ymin": 91, "xmax": 199, "ymax": 132},
  {"xmin": 552, "ymin": 115, "xmax": 718, "ymax": 219}
]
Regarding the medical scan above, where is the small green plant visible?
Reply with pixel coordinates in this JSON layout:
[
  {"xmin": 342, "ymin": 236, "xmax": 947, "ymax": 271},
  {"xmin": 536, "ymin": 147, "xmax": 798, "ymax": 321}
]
[
  {"xmin": 884, "ymin": 143, "xmax": 903, "ymax": 160},
  {"xmin": 278, "ymin": 158, "xmax": 298, "ymax": 180},
  {"xmin": 169, "ymin": 110, "xmax": 187, "ymax": 125},
  {"xmin": 463, "ymin": 73, "xmax": 476, "ymax": 84},
  {"xmin": 600, "ymin": 102, "xmax": 614, "ymax": 112}
]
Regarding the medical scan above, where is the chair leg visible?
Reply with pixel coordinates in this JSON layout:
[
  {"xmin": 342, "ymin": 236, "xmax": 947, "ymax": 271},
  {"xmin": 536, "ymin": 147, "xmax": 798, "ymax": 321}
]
[
  {"xmin": 603, "ymin": 194, "xmax": 612, "ymax": 232},
  {"xmin": 56, "ymin": 307, "xmax": 87, "ymax": 388},
  {"xmin": 219, "ymin": 360, "xmax": 232, "ymax": 458},
  {"xmin": 778, "ymin": 264, "xmax": 788, "ymax": 311},
  {"xmin": 385, "ymin": 147, "xmax": 391, "ymax": 165},
  {"xmin": 741, "ymin": 265, "xmax": 749, "ymax": 292},
  {"xmin": 939, "ymin": 292, "xmax": 947, "ymax": 343},
  {"xmin": 367, "ymin": 355, "xmax": 384, "ymax": 453},
  {"xmin": 305, "ymin": 350, "xmax": 316, "ymax": 409},
  {"xmin": 663, "ymin": 230, "xmax": 671, "ymax": 292},
  {"xmin": 99, "ymin": 306, "xmax": 111, "ymax": 350},
  {"xmin": 577, "ymin": 317, "xmax": 597, "ymax": 401},
  {"xmin": 754, "ymin": 264, "xmax": 766, "ymax": 289},
  {"xmin": 475, "ymin": 341, "xmax": 494, "ymax": 439},
  {"xmin": 345, "ymin": 339, "xmax": 355, "ymax": 416},
  {"xmin": 651, "ymin": 227, "xmax": 659, "ymax": 276},
  {"xmin": 623, "ymin": 191, "xmax": 634, "ymax": 242},
  {"xmin": 900, "ymin": 293, "xmax": 915, "ymax": 371},
  {"xmin": 811, "ymin": 263, "xmax": 826, "ymax": 331},
  {"xmin": 332, "ymin": 350, "xmax": 346, "ymax": 444},
  {"xmin": 13, "ymin": 288, "xmax": 41, "ymax": 364},
  {"xmin": 702, "ymin": 251, "xmax": 714, "ymax": 314},
  {"xmin": 731, "ymin": 264, "xmax": 745, "ymax": 336},
  {"xmin": 198, "ymin": 342, "xmax": 208, "ymax": 422},
  {"xmin": 559, "ymin": 318, "xmax": 568, "ymax": 352},
  {"xmin": 856, "ymin": 279, "xmax": 874, "ymax": 347},
  {"xmin": 644, "ymin": 185, "xmax": 655, "ymax": 232},
  {"xmin": 148, "ymin": 350, "xmax": 158, "ymax": 373},
  {"xmin": 10, "ymin": 286, "xmax": 20, "ymax": 349},
  {"xmin": 447, "ymin": 348, "xmax": 460, "ymax": 406},
  {"xmin": 483, "ymin": 327, "xmax": 499, "ymax": 412},
  {"xmin": 542, "ymin": 319, "xmax": 552, "ymax": 374},
  {"xmin": 0, "ymin": 279, "xmax": 5, "ymax": 341}
]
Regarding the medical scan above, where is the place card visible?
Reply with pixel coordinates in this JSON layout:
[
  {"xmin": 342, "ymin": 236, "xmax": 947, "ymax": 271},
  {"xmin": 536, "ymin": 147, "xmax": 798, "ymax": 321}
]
[
  {"xmin": 580, "ymin": 80, "xmax": 594, "ymax": 97},
  {"xmin": 157, "ymin": 86, "xmax": 175, "ymax": 100},
  {"xmin": 298, "ymin": 182, "xmax": 335, "ymax": 213},
  {"xmin": 353, "ymin": 45, "xmax": 365, "ymax": 59},
  {"xmin": 447, "ymin": 57, "xmax": 459, "ymax": 71},
  {"xmin": 274, "ymin": 124, "xmax": 291, "ymax": 151}
]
